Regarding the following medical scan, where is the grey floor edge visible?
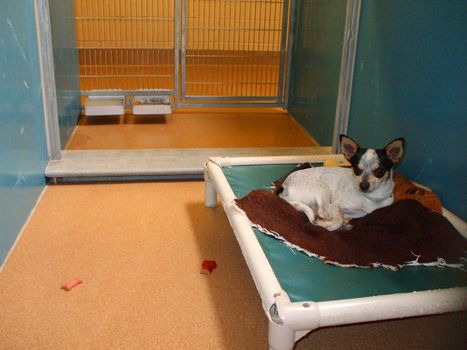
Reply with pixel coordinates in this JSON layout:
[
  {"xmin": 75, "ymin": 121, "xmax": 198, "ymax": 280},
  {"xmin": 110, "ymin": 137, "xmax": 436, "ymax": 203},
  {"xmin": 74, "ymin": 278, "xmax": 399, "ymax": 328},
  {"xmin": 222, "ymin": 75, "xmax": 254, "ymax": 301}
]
[{"xmin": 45, "ymin": 147, "xmax": 333, "ymax": 179}]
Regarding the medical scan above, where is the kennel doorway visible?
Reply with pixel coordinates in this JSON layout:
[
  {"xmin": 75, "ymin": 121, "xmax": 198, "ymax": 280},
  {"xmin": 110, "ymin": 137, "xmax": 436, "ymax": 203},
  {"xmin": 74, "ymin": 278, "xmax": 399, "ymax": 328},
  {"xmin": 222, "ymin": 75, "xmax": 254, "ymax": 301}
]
[{"xmin": 75, "ymin": 0, "xmax": 292, "ymax": 107}]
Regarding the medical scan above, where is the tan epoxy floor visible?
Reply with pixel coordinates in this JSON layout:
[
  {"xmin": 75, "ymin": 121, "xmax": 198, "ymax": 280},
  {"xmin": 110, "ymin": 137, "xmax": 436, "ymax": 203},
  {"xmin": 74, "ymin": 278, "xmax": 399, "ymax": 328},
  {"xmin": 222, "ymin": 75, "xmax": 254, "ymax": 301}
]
[
  {"xmin": 1, "ymin": 181, "xmax": 466, "ymax": 349},
  {"xmin": 66, "ymin": 108, "xmax": 318, "ymax": 150},
  {"xmin": 0, "ymin": 181, "xmax": 268, "ymax": 349}
]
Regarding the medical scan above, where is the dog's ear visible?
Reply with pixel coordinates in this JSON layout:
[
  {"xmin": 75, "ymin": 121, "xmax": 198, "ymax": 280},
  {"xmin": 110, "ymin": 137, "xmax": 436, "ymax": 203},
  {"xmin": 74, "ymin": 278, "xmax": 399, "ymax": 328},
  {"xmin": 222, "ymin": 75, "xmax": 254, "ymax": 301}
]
[
  {"xmin": 340, "ymin": 135, "xmax": 360, "ymax": 161},
  {"xmin": 384, "ymin": 138, "xmax": 405, "ymax": 164}
]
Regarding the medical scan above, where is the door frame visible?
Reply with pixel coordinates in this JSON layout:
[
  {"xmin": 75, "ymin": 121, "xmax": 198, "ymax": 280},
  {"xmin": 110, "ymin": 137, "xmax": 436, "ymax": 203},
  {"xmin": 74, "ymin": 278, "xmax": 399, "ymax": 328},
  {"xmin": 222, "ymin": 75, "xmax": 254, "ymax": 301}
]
[
  {"xmin": 332, "ymin": 0, "xmax": 361, "ymax": 152},
  {"xmin": 35, "ymin": 0, "xmax": 62, "ymax": 160},
  {"xmin": 36, "ymin": 0, "xmax": 360, "ymax": 164}
]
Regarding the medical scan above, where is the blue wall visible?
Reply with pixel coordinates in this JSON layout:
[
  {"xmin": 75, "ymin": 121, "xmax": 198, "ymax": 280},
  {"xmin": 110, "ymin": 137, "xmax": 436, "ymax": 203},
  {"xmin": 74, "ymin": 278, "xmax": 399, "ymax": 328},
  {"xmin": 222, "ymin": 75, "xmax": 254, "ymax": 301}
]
[
  {"xmin": 49, "ymin": 0, "xmax": 81, "ymax": 149},
  {"xmin": 288, "ymin": 0, "xmax": 347, "ymax": 145},
  {"xmin": 0, "ymin": 1, "xmax": 49, "ymax": 264},
  {"xmin": 348, "ymin": 0, "xmax": 467, "ymax": 219}
]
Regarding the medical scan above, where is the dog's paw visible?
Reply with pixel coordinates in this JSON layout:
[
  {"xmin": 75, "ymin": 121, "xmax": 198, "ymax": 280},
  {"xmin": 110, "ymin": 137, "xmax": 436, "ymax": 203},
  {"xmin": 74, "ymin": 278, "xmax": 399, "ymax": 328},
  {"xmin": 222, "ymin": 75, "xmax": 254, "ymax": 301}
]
[
  {"xmin": 341, "ymin": 217, "xmax": 353, "ymax": 230},
  {"xmin": 316, "ymin": 218, "xmax": 343, "ymax": 231}
]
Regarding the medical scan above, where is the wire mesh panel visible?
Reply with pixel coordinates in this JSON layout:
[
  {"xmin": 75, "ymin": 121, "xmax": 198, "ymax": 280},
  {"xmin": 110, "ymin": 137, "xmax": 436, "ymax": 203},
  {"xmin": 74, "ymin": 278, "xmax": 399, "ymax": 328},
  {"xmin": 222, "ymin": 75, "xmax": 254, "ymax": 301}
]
[
  {"xmin": 182, "ymin": 0, "xmax": 290, "ymax": 102},
  {"xmin": 75, "ymin": 0, "xmax": 176, "ymax": 94}
]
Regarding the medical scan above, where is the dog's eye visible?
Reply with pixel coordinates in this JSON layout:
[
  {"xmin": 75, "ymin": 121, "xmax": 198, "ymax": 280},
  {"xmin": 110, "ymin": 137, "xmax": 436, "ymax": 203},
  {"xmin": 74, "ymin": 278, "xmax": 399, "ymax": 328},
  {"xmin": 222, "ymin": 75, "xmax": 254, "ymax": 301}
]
[
  {"xmin": 373, "ymin": 166, "xmax": 386, "ymax": 178},
  {"xmin": 353, "ymin": 166, "xmax": 363, "ymax": 176}
]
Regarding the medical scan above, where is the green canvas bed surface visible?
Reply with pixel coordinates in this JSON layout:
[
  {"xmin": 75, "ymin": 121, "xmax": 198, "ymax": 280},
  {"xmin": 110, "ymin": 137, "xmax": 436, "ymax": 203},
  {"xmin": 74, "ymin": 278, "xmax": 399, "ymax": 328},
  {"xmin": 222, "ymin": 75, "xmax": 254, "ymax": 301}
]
[{"xmin": 222, "ymin": 163, "xmax": 467, "ymax": 303}]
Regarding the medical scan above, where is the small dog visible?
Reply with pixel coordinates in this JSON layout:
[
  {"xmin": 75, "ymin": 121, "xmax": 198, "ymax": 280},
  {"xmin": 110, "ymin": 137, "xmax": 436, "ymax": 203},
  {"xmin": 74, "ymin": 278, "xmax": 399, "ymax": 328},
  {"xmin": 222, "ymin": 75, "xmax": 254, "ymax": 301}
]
[{"xmin": 278, "ymin": 135, "xmax": 405, "ymax": 231}]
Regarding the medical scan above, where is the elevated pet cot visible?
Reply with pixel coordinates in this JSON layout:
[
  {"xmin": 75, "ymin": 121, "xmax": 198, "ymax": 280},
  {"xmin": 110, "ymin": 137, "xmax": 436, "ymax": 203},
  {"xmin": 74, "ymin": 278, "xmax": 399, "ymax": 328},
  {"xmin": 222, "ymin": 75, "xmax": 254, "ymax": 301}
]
[{"xmin": 204, "ymin": 154, "xmax": 467, "ymax": 350}]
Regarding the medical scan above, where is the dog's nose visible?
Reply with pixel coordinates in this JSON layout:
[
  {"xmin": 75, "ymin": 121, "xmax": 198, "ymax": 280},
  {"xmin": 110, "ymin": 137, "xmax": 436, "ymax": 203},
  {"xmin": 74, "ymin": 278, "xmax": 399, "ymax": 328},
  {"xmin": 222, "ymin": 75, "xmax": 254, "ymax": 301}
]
[{"xmin": 360, "ymin": 182, "xmax": 370, "ymax": 192}]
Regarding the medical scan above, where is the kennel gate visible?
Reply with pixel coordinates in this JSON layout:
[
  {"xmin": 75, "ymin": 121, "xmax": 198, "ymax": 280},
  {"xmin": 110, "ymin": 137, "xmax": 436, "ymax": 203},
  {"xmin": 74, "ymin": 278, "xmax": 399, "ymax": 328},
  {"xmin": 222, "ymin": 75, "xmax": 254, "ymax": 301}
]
[{"xmin": 75, "ymin": 0, "xmax": 292, "ymax": 106}]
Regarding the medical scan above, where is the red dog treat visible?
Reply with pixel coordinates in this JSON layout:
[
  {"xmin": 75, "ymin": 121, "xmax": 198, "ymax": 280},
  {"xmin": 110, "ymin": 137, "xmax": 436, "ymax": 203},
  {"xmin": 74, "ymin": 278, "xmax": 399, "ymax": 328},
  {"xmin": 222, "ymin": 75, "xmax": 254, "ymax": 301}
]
[
  {"xmin": 61, "ymin": 277, "xmax": 83, "ymax": 291},
  {"xmin": 200, "ymin": 260, "xmax": 217, "ymax": 274}
]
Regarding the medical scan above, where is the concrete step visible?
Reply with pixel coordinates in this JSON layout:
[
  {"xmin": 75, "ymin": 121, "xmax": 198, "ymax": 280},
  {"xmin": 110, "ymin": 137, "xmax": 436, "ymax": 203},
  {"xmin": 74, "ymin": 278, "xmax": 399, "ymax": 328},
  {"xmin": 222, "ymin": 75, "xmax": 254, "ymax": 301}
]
[{"xmin": 46, "ymin": 147, "xmax": 333, "ymax": 181}]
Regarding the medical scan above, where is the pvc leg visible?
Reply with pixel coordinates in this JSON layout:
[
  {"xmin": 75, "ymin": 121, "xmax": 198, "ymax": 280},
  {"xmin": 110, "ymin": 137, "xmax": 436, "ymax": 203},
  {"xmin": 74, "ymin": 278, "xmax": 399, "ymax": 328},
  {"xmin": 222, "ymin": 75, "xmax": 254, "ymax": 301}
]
[
  {"xmin": 268, "ymin": 320, "xmax": 295, "ymax": 350},
  {"xmin": 204, "ymin": 169, "xmax": 217, "ymax": 208}
]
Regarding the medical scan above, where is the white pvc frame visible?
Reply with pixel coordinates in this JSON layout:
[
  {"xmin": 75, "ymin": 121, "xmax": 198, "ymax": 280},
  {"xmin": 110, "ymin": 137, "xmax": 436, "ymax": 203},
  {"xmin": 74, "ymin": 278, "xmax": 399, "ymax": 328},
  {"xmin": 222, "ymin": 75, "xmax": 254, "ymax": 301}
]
[{"xmin": 204, "ymin": 155, "xmax": 467, "ymax": 350}]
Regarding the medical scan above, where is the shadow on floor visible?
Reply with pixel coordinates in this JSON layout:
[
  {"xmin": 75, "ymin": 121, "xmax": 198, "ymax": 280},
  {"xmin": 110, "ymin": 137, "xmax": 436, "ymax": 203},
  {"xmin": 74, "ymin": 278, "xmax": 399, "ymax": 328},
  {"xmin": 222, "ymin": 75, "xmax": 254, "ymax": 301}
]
[
  {"xmin": 186, "ymin": 200, "xmax": 270, "ymax": 349},
  {"xmin": 79, "ymin": 114, "xmax": 167, "ymax": 125}
]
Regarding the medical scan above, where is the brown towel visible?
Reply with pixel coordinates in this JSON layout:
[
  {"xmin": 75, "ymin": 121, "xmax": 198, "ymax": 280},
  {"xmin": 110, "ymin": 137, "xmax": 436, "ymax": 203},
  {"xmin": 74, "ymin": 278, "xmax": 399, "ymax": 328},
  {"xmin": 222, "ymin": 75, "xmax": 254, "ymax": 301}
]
[{"xmin": 235, "ymin": 190, "xmax": 467, "ymax": 269}]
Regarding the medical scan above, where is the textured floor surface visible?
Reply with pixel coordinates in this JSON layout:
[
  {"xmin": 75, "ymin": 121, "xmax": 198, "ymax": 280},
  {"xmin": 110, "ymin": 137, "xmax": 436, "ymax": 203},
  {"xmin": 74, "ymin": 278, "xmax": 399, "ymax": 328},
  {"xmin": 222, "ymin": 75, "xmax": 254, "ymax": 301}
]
[
  {"xmin": 1, "ymin": 181, "xmax": 466, "ymax": 349},
  {"xmin": 66, "ymin": 108, "xmax": 318, "ymax": 150}
]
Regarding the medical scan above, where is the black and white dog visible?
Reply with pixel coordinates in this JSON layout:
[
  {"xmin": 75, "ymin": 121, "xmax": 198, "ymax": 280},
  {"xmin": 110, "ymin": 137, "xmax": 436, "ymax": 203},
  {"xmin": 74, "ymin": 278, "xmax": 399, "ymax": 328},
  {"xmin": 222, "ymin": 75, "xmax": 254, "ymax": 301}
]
[{"xmin": 278, "ymin": 135, "xmax": 405, "ymax": 231}]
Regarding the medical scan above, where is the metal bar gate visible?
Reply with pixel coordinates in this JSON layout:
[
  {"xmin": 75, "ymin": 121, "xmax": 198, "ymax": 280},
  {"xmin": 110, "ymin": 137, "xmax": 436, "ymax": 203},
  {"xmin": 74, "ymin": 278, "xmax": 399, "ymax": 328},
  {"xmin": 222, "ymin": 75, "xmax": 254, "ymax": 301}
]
[
  {"xmin": 75, "ymin": 0, "xmax": 291, "ymax": 106},
  {"xmin": 75, "ymin": 0, "xmax": 177, "ymax": 97}
]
